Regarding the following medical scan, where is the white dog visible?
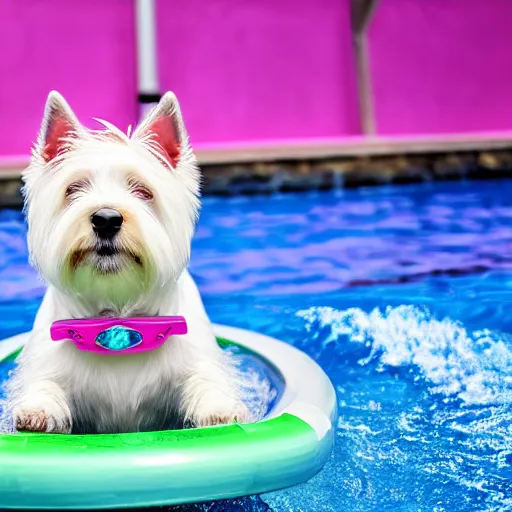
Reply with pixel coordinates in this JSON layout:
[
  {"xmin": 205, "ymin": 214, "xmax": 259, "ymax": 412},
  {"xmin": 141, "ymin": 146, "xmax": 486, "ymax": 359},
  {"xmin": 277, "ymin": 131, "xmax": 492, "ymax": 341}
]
[{"xmin": 7, "ymin": 91, "xmax": 249, "ymax": 434}]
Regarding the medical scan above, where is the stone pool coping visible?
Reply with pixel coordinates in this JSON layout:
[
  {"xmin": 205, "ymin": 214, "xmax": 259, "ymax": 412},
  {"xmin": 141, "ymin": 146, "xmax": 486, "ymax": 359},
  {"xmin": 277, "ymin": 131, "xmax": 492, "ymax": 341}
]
[{"xmin": 1, "ymin": 134, "xmax": 512, "ymax": 205}]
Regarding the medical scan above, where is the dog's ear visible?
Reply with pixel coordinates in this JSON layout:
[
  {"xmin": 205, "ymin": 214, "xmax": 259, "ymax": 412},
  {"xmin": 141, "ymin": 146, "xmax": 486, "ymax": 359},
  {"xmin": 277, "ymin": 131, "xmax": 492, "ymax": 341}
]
[
  {"xmin": 37, "ymin": 91, "xmax": 81, "ymax": 163},
  {"xmin": 133, "ymin": 92, "xmax": 188, "ymax": 168}
]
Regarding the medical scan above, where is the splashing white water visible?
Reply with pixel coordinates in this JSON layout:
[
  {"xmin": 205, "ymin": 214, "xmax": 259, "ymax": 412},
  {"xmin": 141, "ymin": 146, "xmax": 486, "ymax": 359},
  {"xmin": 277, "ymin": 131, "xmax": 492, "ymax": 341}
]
[
  {"xmin": 238, "ymin": 366, "xmax": 277, "ymax": 421},
  {"xmin": 263, "ymin": 305, "xmax": 512, "ymax": 512},
  {"xmin": 297, "ymin": 305, "xmax": 512, "ymax": 406},
  {"xmin": 0, "ymin": 399, "xmax": 12, "ymax": 433}
]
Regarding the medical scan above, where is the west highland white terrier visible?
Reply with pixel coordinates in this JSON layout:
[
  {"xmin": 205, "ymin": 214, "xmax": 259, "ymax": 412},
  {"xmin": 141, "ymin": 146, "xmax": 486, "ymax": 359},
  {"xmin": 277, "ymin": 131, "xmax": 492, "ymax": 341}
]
[{"xmin": 7, "ymin": 91, "xmax": 250, "ymax": 434}]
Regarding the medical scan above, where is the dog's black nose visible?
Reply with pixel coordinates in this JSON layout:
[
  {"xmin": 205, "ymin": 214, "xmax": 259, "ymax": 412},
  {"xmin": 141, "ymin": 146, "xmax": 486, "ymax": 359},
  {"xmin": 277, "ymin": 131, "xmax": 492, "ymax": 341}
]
[{"xmin": 91, "ymin": 209, "xmax": 123, "ymax": 239}]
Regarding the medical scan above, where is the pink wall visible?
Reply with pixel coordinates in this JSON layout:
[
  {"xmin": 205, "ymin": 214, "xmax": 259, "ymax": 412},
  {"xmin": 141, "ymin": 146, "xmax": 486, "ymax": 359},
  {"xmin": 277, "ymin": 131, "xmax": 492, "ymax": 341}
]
[
  {"xmin": 0, "ymin": 0, "xmax": 137, "ymax": 157},
  {"xmin": 0, "ymin": 0, "xmax": 358, "ymax": 156},
  {"xmin": 368, "ymin": 0, "xmax": 512, "ymax": 135},
  {"xmin": 2, "ymin": 1, "xmax": 512, "ymax": 158},
  {"xmin": 156, "ymin": 0, "xmax": 359, "ymax": 145}
]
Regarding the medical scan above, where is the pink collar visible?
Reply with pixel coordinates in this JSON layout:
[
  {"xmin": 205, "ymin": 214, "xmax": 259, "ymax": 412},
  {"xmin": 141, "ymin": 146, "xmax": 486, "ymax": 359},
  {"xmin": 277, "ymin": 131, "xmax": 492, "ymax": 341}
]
[{"xmin": 50, "ymin": 316, "xmax": 187, "ymax": 355}]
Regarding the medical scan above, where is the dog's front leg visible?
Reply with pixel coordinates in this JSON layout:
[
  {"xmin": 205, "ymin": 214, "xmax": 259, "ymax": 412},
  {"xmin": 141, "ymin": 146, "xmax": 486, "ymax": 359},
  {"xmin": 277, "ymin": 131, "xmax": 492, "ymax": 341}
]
[
  {"xmin": 179, "ymin": 357, "xmax": 252, "ymax": 428},
  {"xmin": 11, "ymin": 380, "xmax": 72, "ymax": 434}
]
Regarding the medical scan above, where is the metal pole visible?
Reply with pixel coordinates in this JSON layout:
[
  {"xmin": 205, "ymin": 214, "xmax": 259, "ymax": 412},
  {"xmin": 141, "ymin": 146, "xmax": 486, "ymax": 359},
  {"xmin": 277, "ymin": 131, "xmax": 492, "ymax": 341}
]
[
  {"xmin": 351, "ymin": 0, "xmax": 379, "ymax": 136},
  {"xmin": 135, "ymin": 0, "xmax": 160, "ymax": 119}
]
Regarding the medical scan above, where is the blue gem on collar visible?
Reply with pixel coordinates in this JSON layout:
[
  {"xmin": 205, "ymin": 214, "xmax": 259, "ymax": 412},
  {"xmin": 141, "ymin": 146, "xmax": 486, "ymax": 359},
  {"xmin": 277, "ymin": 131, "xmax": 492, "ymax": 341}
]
[{"xmin": 95, "ymin": 326, "xmax": 143, "ymax": 351}]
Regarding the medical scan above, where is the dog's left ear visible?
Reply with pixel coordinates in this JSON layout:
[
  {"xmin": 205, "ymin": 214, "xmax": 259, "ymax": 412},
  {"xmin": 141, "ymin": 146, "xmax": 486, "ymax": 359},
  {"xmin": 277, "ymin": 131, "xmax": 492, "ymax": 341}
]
[
  {"xmin": 132, "ymin": 92, "xmax": 188, "ymax": 168},
  {"xmin": 37, "ymin": 91, "xmax": 82, "ymax": 163}
]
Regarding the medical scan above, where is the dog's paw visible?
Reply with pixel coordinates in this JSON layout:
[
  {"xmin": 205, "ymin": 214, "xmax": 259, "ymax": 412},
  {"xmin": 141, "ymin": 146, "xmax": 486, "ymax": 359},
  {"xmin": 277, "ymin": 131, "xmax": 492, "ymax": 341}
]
[
  {"xmin": 196, "ymin": 405, "xmax": 252, "ymax": 427},
  {"xmin": 187, "ymin": 399, "xmax": 253, "ymax": 428},
  {"xmin": 13, "ymin": 403, "xmax": 72, "ymax": 434}
]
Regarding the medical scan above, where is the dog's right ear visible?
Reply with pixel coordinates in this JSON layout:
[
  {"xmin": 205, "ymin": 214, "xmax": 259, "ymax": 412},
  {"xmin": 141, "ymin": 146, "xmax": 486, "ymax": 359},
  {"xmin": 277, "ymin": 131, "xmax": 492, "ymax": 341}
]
[{"xmin": 36, "ymin": 91, "xmax": 81, "ymax": 163}]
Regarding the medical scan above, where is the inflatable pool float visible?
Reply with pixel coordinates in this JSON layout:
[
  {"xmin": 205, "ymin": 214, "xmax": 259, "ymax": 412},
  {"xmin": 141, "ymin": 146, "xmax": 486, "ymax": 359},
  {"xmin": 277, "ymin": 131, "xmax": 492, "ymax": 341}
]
[{"xmin": 0, "ymin": 324, "xmax": 336, "ymax": 509}]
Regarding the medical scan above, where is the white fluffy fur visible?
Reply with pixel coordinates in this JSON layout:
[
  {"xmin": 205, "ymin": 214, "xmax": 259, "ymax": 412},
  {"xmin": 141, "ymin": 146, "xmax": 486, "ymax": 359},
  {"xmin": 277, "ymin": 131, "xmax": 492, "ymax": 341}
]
[{"xmin": 7, "ymin": 91, "xmax": 250, "ymax": 433}]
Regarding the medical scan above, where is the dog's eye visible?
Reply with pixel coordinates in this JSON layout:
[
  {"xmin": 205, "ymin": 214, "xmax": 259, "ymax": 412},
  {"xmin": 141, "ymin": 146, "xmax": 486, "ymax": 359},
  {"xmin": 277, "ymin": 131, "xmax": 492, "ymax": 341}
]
[
  {"xmin": 131, "ymin": 185, "xmax": 153, "ymax": 202},
  {"xmin": 65, "ymin": 180, "xmax": 87, "ymax": 198}
]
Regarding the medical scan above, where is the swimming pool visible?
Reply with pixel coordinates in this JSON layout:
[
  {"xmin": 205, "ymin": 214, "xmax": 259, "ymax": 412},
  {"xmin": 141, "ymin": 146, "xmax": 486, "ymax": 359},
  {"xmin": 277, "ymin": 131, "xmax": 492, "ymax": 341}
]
[{"xmin": 2, "ymin": 179, "xmax": 512, "ymax": 511}]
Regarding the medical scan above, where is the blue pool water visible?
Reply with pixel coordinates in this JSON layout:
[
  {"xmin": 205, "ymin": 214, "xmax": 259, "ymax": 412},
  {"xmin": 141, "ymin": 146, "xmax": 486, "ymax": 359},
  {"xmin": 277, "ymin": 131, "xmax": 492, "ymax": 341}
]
[{"xmin": 2, "ymin": 179, "xmax": 512, "ymax": 510}]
